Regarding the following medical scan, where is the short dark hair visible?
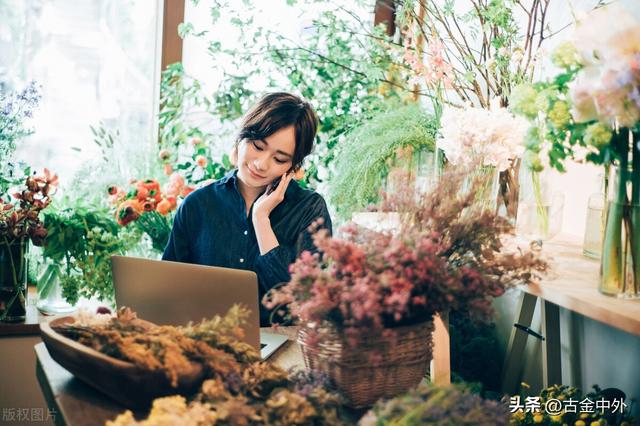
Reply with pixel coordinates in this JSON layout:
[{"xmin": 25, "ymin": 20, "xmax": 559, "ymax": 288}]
[{"xmin": 236, "ymin": 92, "xmax": 318, "ymax": 171}]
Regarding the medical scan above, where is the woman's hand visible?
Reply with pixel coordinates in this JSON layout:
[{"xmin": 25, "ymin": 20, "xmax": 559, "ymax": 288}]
[{"xmin": 252, "ymin": 172, "xmax": 294, "ymax": 224}]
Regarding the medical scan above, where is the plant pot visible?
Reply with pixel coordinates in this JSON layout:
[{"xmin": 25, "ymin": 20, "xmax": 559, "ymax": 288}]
[
  {"xmin": 0, "ymin": 238, "xmax": 28, "ymax": 322},
  {"xmin": 298, "ymin": 320, "xmax": 434, "ymax": 409}
]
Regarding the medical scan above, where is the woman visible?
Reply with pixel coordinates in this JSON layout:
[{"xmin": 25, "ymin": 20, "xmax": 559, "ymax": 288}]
[{"xmin": 163, "ymin": 92, "xmax": 332, "ymax": 325}]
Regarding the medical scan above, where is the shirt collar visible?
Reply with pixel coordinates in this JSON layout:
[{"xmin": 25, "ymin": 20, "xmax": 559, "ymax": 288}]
[{"xmin": 216, "ymin": 168, "xmax": 238, "ymax": 186}]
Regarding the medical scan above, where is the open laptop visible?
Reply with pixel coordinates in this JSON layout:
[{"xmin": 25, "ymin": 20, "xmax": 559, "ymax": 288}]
[{"xmin": 111, "ymin": 255, "xmax": 288, "ymax": 359}]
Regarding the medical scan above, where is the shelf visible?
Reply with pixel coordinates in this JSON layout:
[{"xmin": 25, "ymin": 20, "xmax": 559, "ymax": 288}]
[{"xmin": 520, "ymin": 234, "xmax": 640, "ymax": 336}]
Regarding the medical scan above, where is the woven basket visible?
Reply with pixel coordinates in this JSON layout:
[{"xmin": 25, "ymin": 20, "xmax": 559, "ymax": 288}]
[{"xmin": 298, "ymin": 320, "xmax": 434, "ymax": 409}]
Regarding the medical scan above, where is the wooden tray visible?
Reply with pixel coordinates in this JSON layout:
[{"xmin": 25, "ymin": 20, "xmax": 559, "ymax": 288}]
[{"xmin": 40, "ymin": 316, "xmax": 205, "ymax": 409}]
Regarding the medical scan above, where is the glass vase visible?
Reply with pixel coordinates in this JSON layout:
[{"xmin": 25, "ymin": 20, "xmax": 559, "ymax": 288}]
[
  {"xmin": 36, "ymin": 263, "xmax": 75, "ymax": 315},
  {"xmin": 464, "ymin": 165, "xmax": 500, "ymax": 212},
  {"xmin": 599, "ymin": 165, "xmax": 640, "ymax": 298},
  {"xmin": 516, "ymin": 168, "xmax": 564, "ymax": 241},
  {"xmin": 0, "ymin": 238, "xmax": 28, "ymax": 322},
  {"xmin": 583, "ymin": 192, "xmax": 605, "ymax": 259}
]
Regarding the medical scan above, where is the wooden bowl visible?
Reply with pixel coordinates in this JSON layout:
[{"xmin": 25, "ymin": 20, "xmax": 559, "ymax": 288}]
[{"xmin": 40, "ymin": 316, "xmax": 205, "ymax": 409}]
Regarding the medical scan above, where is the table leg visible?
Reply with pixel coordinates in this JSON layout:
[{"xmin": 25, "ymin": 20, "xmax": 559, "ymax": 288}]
[
  {"xmin": 501, "ymin": 292, "xmax": 538, "ymax": 395},
  {"xmin": 430, "ymin": 311, "xmax": 450, "ymax": 385},
  {"xmin": 541, "ymin": 300, "xmax": 562, "ymax": 387}
]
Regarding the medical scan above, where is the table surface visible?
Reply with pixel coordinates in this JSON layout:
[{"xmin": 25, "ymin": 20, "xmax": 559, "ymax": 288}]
[
  {"xmin": 35, "ymin": 326, "xmax": 302, "ymax": 426},
  {"xmin": 521, "ymin": 234, "xmax": 640, "ymax": 336}
]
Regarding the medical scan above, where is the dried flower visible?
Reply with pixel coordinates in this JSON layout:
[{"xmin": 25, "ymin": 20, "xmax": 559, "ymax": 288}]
[
  {"xmin": 265, "ymin": 165, "xmax": 547, "ymax": 347},
  {"xmin": 0, "ymin": 168, "xmax": 58, "ymax": 245}
]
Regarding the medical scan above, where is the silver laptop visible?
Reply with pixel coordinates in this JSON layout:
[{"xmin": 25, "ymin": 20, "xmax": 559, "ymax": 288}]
[{"xmin": 111, "ymin": 255, "xmax": 288, "ymax": 359}]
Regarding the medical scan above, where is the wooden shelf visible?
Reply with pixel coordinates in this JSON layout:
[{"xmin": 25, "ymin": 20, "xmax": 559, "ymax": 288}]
[{"xmin": 521, "ymin": 234, "xmax": 640, "ymax": 336}]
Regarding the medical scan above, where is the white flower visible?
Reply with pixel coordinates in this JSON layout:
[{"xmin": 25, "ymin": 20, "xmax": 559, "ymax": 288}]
[
  {"xmin": 567, "ymin": 2, "xmax": 640, "ymax": 127},
  {"xmin": 437, "ymin": 105, "xmax": 529, "ymax": 172},
  {"xmin": 573, "ymin": 3, "xmax": 640, "ymax": 65}
]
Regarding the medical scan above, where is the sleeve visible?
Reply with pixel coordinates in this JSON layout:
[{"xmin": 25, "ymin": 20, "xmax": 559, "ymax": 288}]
[
  {"xmin": 162, "ymin": 199, "xmax": 193, "ymax": 263},
  {"xmin": 254, "ymin": 194, "xmax": 332, "ymax": 293}
]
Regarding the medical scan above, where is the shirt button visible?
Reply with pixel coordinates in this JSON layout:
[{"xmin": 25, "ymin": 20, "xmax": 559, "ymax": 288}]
[
  {"xmin": 239, "ymin": 258, "xmax": 244, "ymax": 263},
  {"xmin": 243, "ymin": 230, "xmax": 248, "ymax": 235}
]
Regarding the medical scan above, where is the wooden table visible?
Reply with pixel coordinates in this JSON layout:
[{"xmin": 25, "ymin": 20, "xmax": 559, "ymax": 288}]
[
  {"xmin": 500, "ymin": 234, "xmax": 640, "ymax": 394},
  {"xmin": 36, "ymin": 319, "xmax": 451, "ymax": 426}
]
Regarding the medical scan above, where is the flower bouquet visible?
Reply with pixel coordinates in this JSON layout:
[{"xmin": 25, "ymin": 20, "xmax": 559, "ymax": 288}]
[
  {"xmin": 0, "ymin": 168, "xmax": 58, "ymax": 321},
  {"xmin": 265, "ymin": 166, "xmax": 547, "ymax": 408},
  {"xmin": 109, "ymin": 174, "xmax": 192, "ymax": 253},
  {"xmin": 437, "ymin": 104, "xmax": 529, "ymax": 222},
  {"xmin": 509, "ymin": 2, "xmax": 640, "ymax": 298}
]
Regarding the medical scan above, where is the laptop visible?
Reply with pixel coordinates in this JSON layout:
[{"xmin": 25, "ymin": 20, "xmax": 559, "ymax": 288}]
[{"xmin": 111, "ymin": 255, "xmax": 288, "ymax": 359}]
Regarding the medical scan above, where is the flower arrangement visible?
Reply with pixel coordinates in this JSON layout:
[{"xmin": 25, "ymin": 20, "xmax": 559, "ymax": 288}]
[
  {"xmin": 0, "ymin": 169, "xmax": 58, "ymax": 321},
  {"xmin": 437, "ymin": 105, "xmax": 529, "ymax": 173},
  {"xmin": 57, "ymin": 306, "xmax": 347, "ymax": 426},
  {"xmin": 265, "ymin": 166, "xmax": 547, "ymax": 343},
  {"xmin": 108, "ymin": 175, "xmax": 191, "ymax": 253},
  {"xmin": 1, "ymin": 168, "xmax": 58, "ymax": 245},
  {"xmin": 358, "ymin": 383, "xmax": 510, "ymax": 426},
  {"xmin": 509, "ymin": 2, "xmax": 640, "ymax": 297}
]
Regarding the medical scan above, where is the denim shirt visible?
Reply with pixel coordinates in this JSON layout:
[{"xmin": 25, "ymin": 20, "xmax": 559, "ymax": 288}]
[{"xmin": 162, "ymin": 169, "xmax": 332, "ymax": 324}]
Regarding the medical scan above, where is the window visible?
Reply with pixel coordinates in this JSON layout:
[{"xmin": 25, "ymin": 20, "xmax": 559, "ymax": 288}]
[{"xmin": 0, "ymin": 0, "xmax": 162, "ymax": 187}]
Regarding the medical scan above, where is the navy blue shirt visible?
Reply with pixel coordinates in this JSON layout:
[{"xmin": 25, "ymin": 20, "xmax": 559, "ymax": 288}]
[{"xmin": 162, "ymin": 169, "xmax": 332, "ymax": 324}]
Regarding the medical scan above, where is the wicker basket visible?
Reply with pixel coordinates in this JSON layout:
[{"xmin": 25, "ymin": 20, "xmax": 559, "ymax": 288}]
[{"xmin": 297, "ymin": 320, "xmax": 434, "ymax": 409}]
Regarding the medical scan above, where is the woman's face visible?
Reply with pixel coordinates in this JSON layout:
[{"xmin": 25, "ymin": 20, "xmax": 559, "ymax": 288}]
[{"xmin": 237, "ymin": 125, "xmax": 296, "ymax": 188}]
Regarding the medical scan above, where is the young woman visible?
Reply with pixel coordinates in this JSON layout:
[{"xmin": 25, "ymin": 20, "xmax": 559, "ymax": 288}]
[{"xmin": 162, "ymin": 92, "xmax": 332, "ymax": 325}]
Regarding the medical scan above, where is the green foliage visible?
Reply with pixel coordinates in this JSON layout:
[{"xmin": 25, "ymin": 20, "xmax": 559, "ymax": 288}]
[
  {"xmin": 449, "ymin": 311, "xmax": 503, "ymax": 395},
  {"xmin": 41, "ymin": 205, "xmax": 139, "ymax": 305},
  {"xmin": 159, "ymin": 62, "xmax": 231, "ymax": 185},
  {"xmin": 187, "ymin": 0, "xmax": 411, "ymax": 186},
  {"xmin": 329, "ymin": 104, "xmax": 438, "ymax": 219},
  {"xmin": 364, "ymin": 382, "xmax": 509, "ymax": 425}
]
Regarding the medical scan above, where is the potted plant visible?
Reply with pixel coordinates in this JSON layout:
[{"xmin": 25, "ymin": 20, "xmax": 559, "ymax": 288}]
[{"xmin": 265, "ymin": 166, "xmax": 547, "ymax": 408}]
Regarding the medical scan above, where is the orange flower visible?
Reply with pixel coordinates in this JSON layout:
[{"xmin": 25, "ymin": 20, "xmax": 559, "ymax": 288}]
[
  {"xmin": 156, "ymin": 199, "xmax": 172, "ymax": 215},
  {"xmin": 158, "ymin": 149, "xmax": 171, "ymax": 161},
  {"xmin": 116, "ymin": 199, "xmax": 143, "ymax": 226},
  {"xmin": 107, "ymin": 185, "xmax": 119, "ymax": 195},
  {"xmin": 180, "ymin": 185, "xmax": 195, "ymax": 198},
  {"xmin": 142, "ymin": 199, "xmax": 156, "ymax": 212},
  {"xmin": 135, "ymin": 187, "xmax": 149, "ymax": 200},
  {"xmin": 163, "ymin": 164, "xmax": 173, "ymax": 176},
  {"xmin": 190, "ymin": 137, "xmax": 202, "ymax": 147},
  {"xmin": 166, "ymin": 196, "xmax": 177, "ymax": 209},
  {"xmin": 140, "ymin": 178, "xmax": 161, "ymax": 194},
  {"xmin": 195, "ymin": 155, "xmax": 207, "ymax": 168}
]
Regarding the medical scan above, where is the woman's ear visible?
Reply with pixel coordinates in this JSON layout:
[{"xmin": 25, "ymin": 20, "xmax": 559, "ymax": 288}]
[{"xmin": 230, "ymin": 145, "xmax": 238, "ymax": 167}]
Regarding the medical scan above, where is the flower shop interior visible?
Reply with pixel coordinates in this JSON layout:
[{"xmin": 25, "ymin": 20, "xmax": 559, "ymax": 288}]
[{"xmin": 1, "ymin": 0, "xmax": 640, "ymax": 425}]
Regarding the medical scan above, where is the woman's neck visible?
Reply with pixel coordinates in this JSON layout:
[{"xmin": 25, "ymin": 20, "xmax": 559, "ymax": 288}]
[{"xmin": 236, "ymin": 175, "xmax": 266, "ymax": 213}]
